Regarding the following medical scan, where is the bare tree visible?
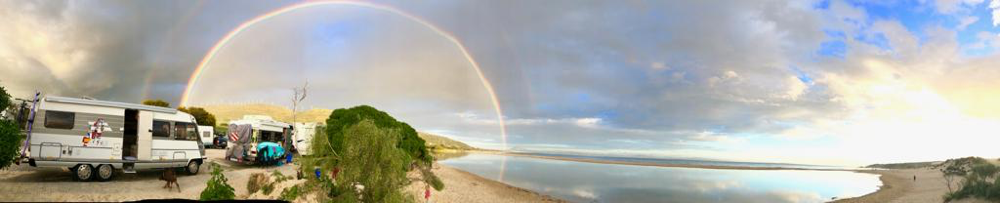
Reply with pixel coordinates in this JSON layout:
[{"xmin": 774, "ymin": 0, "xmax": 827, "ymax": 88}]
[{"xmin": 289, "ymin": 82, "xmax": 308, "ymax": 151}]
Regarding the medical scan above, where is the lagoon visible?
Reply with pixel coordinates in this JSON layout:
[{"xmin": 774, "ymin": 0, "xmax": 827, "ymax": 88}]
[{"xmin": 440, "ymin": 153, "xmax": 881, "ymax": 203}]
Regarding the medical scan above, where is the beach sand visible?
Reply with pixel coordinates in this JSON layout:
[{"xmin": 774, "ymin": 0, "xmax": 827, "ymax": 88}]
[
  {"xmin": 833, "ymin": 168, "xmax": 991, "ymax": 203},
  {"xmin": 403, "ymin": 164, "xmax": 565, "ymax": 203}
]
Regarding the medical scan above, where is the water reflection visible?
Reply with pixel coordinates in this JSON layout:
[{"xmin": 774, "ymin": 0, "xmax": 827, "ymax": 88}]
[{"xmin": 440, "ymin": 153, "xmax": 881, "ymax": 203}]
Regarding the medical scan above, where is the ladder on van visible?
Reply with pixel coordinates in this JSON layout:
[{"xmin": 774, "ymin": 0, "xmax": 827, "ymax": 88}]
[{"xmin": 17, "ymin": 92, "xmax": 40, "ymax": 164}]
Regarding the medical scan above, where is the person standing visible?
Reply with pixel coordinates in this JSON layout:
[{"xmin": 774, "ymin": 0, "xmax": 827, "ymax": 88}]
[{"xmin": 424, "ymin": 184, "xmax": 432, "ymax": 203}]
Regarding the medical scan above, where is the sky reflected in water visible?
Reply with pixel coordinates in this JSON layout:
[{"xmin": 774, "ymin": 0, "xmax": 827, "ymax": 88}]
[{"xmin": 440, "ymin": 153, "xmax": 881, "ymax": 203}]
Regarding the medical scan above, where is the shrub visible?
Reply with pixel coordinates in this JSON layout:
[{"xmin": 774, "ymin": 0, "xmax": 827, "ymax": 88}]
[
  {"xmin": 0, "ymin": 120, "xmax": 23, "ymax": 169},
  {"xmin": 247, "ymin": 172, "xmax": 269, "ymax": 194},
  {"xmin": 142, "ymin": 99, "xmax": 170, "ymax": 108},
  {"xmin": 262, "ymin": 183, "xmax": 275, "ymax": 195},
  {"xmin": 279, "ymin": 185, "xmax": 302, "ymax": 201},
  {"xmin": 177, "ymin": 106, "xmax": 217, "ymax": 126},
  {"xmin": 330, "ymin": 120, "xmax": 409, "ymax": 202},
  {"xmin": 944, "ymin": 161, "xmax": 1000, "ymax": 202},
  {"xmin": 322, "ymin": 106, "xmax": 431, "ymax": 164},
  {"xmin": 0, "ymin": 85, "xmax": 10, "ymax": 111},
  {"xmin": 200, "ymin": 163, "xmax": 236, "ymax": 200},
  {"xmin": 272, "ymin": 170, "xmax": 289, "ymax": 183}
]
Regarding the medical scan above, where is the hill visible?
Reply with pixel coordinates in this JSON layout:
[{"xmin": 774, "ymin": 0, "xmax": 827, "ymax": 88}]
[
  {"xmin": 201, "ymin": 103, "xmax": 332, "ymax": 125},
  {"xmin": 203, "ymin": 103, "xmax": 479, "ymax": 151},
  {"xmin": 418, "ymin": 132, "xmax": 475, "ymax": 150}
]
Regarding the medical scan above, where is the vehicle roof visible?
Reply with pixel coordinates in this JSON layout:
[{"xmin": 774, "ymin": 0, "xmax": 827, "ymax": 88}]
[{"xmin": 44, "ymin": 96, "xmax": 178, "ymax": 114}]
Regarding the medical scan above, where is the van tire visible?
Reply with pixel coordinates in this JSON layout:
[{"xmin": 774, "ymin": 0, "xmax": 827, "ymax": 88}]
[
  {"xmin": 73, "ymin": 164, "xmax": 94, "ymax": 181},
  {"xmin": 96, "ymin": 164, "xmax": 114, "ymax": 181},
  {"xmin": 186, "ymin": 160, "xmax": 200, "ymax": 175}
]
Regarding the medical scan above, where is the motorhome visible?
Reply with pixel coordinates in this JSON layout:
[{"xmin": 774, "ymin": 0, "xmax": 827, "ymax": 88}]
[
  {"xmin": 225, "ymin": 115, "xmax": 290, "ymax": 163},
  {"xmin": 198, "ymin": 125, "xmax": 214, "ymax": 147},
  {"xmin": 19, "ymin": 96, "xmax": 206, "ymax": 181},
  {"xmin": 292, "ymin": 122, "xmax": 321, "ymax": 155}
]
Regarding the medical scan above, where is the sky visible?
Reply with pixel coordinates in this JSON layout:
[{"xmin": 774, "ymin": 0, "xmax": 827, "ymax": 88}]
[{"xmin": 3, "ymin": 0, "xmax": 1000, "ymax": 166}]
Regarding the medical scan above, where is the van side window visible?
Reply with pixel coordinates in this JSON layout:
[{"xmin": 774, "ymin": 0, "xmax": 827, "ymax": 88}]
[
  {"xmin": 174, "ymin": 122, "xmax": 187, "ymax": 140},
  {"xmin": 153, "ymin": 121, "xmax": 171, "ymax": 138},
  {"xmin": 174, "ymin": 122, "xmax": 198, "ymax": 141},
  {"xmin": 44, "ymin": 111, "xmax": 75, "ymax": 129}
]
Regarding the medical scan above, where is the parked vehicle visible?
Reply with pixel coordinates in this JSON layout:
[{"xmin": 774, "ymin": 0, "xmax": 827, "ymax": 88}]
[
  {"xmin": 225, "ymin": 115, "xmax": 290, "ymax": 164},
  {"xmin": 292, "ymin": 122, "xmax": 321, "ymax": 155},
  {"xmin": 198, "ymin": 125, "xmax": 213, "ymax": 147},
  {"xmin": 18, "ymin": 95, "xmax": 206, "ymax": 181},
  {"xmin": 213, "ymin": 136, "xmax": 228, "ymax": 149}
]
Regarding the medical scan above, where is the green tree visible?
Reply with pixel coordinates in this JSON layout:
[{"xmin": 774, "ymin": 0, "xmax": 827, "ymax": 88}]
[
  {"xmin": 142, "ymin": 99, "xmax": 170, "ymax": 108},
  {"xmin": 0, "ymin": 85, "xmax": 23, "ymax": 169},
  {"xmin": 332, "ymin": 120, "xmax": 409, "ymax": 203},
  {"xmin": 178, "ymin": 106, "xmax": 217, "ymax": 126},
  {"xmin": 200, "ymin": 163, "xmax": 236, "ymax": 200},
  {"xmin": 0, "ymin": 85, "xmax": 10, "ymax": 111},
  {"xmin": 323, "ymin": 105, "xmax": 431, "ymax": 164}
]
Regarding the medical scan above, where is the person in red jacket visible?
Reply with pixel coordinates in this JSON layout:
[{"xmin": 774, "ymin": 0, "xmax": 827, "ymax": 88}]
[{"xmin": 424, "ymin": 184, "xmax": 431, "ymax": 203}]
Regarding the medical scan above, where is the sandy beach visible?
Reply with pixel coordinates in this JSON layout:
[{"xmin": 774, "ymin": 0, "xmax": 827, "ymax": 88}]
[
  {"xmin": 403, "ymin": 164, "xmax": 565, "ymax": 203},
  {"xmin": 833, "ymin": 168, "xmax": 990, "ymax": 203},
  {"xmin": 0, "ymin": 149, "xmax": 562, "ymax": 202}
]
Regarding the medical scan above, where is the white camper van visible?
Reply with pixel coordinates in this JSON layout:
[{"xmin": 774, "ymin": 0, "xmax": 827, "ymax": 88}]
[
  {"xmin": 293, "ymin": 122, "xmax": 320, "ymax": 155},
  {"xmin": 21, "ymin": 96, "xmax": 206, "ymax": 181},
  {"xmin": 226, "ymin": 115, "xmax": 290, "ymax": 163},
  {"xmin": 198, "ymin": 125, "xmax": 214, "ymax": 147}
]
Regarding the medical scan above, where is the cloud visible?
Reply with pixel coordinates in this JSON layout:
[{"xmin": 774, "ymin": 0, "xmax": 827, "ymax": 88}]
[{"xmin": 7, "ymin": 0, "xmax": 1000, "ymax": 165}]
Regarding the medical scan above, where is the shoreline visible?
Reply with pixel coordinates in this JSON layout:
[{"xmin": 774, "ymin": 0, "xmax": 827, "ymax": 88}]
[{"xmin": 404, "ymin": 164, "xmax": 566, "ymax": 203}]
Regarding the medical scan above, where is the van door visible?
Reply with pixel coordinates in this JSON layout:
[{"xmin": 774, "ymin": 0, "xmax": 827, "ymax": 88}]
[
  {"xmin": 136, "ymin": 111, "xmax": 153, "ymax": 160},
  {"xmin": 122, "ymin": 109, "xmax": 139, "ymax": 160}
]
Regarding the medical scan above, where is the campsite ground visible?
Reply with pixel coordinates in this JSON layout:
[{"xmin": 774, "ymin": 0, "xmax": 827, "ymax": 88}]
[{"xmin": 0, "ymin": 149, "xmax": 296, "ymax": 201}]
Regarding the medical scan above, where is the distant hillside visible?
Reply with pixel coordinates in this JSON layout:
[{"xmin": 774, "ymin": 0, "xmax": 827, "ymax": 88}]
[
  {"xmin": 203, "ymin": 103, "xmax": 479, "ymax": 150},
  {"xmin": 202, "ymin": 103, "xmax": 332, "ymax": 125},
  {"xmin": 418, "ymin": 132, "xmax": 475, "ymax": 150},
  {"xmin": 865, "ymin": 161, "xmax": 939, "ymax": 169}
]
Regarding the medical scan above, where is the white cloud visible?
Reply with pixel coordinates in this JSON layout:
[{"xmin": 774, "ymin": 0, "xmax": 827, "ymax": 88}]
[
  {"xmin": 958, "ymin": 16, "xmax": 979, "ymax": 30},
  {"xmin": 991, "ymin": 0, "xmax": 1000, "ymax": 26}
]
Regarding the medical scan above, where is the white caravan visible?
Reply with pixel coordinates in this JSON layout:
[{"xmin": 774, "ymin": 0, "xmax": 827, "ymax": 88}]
[
  {"xmin": 226, "ymin": 115, "xmax": 290, "ymax": 163},
  {"xmin": 292, "ymin": 122, "xmax": 321, "ymax": 155},
  {"xmin": 21, "ymin": 96, "xmax": 206, "ymax": 181},
  {"xmin": 198, "ymin": 125, "xmax": 214, "ymax": 147}
]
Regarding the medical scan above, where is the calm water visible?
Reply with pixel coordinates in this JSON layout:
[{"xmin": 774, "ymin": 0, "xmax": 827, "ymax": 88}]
[
  {"xmin": 520, "ymin": 153, "xmax": 859, "ymax": 170},
  {"xmin": 440, "ymin": 153, "xmax": 881, "ymax": 203}
]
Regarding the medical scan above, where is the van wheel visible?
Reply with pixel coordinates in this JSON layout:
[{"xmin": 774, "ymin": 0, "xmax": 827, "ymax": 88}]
[
  {"xmin": 186, "ymin": 160, "xmax": 201, "ymax": 175},
  {"xmin": 73, "ymin": 164, "xmax": 94, "ymax": 181},
  {"xmin": 96, "ymin": 164, "xmax": 114, "ymax": 181}
]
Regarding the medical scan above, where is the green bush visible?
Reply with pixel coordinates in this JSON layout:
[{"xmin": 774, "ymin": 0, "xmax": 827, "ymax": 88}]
[
  {"xmin": 262, "ymin": 183, "xmax": 276, "ymax": 195},
  {"xmin": 330, "ymin": 120, "xmax": 409, "ymax": 203},
  {"xmin": 247, "ymin": 172, "xmax": 268, "ymax": 194},
  {"xmin": 322, "ymin": 106, "xmax": 431, "ymax": 164},
  {"xmin": 0, "ymin": 120, "xmax": 23, "ymax": 169},
  {"xmin": 0, "ymin": 85, "xmax": 10, "ymax": 111},
  {"xmin": 0, "ymin": 84, "xmax": 21, "ymax": 170},
  {"xmin": 177, "ymin": 106, "xmax": 217, "ymax": 126},
  {"xmin": 944, "ymin": 161, "xmax": 1000, "ymax": 202},
  {"xmin": 279, "ymin": 185, "xmax": 302, "ymax": 201},
  {"xmin": 200, "ymin": 163, "xmax": 236, "ymax": 200}
]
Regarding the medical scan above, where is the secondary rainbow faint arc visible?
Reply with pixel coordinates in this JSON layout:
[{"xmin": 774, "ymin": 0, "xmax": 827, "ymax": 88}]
[{"xmin": 179, "ymin": 0, "xmax": 509, "ymax": 174}]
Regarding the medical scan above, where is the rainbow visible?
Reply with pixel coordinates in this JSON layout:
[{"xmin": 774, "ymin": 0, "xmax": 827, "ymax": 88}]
[{"xmin": 179, "ymin": 0, "xmax": 509, "ymax": 180}]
